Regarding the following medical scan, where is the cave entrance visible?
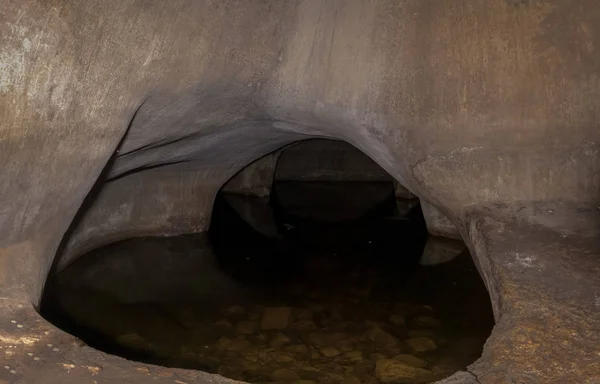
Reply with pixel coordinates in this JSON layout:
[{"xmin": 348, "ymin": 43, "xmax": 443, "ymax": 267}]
[{"xmin": 41, "ymin": 139, "xmax": 494, "ymax": 384}]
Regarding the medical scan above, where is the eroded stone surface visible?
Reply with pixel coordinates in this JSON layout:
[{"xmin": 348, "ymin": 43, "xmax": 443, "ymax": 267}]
[{"xmin": 1, "ymin": 0, "xmax": 600, "ymax": 383}]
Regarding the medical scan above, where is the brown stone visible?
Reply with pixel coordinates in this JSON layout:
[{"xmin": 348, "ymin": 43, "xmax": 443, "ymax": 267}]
[
  {"xmin": 308, "ymin": 332, "xmax": 327, "ymax": 346},
  {"xmin": 258, "ymin": 348, "xmax": 275, "ymax": 362},
  {"xmin": 291, "ymin": 320, "xmax": 317, "ymax": 331},
  {"xmin": 227, "ymin": 305, "xmax": 246, "ymax": 315},
  {"xmin": 336, "ymin": 339, "xmax": 354, "ymax": 352},
  {"xmin": 408, "ymin": 330, "xmax": 435, "ymax": 338},
  {"xmin": 366, "ymin": 326, "xmax": 399, "ymax": 348},
  {"xmin": 406, "ymin": 337, "xmax": 437, "ymax": 353},
  {"xmin": 116, "ymin": 334, "xmax": 153, "ymax": 352},
  {"xmin": 276, "ymin": 354, "xmax": 294, "ymax": 363},
  {"xmin": 213, "ymin": 319, "xmax": 233, "ymax": 329},
  {"xmin": 226, "ymin": 336, "xmax": 250, "ymax": 351},
  {"xmin": 328, "ymin": 332, "xmax": 348, "ymax": 343},
  {"xmin": 271, "ymin": 368, "xmax": 301, "ymax": 382},
  {"xmin": 215, "ymin": 337, "xmax": 232, "ymax": 351},
  {"xmin": 293, "ymin": 308, "xmax": 314, "ymax": 320},
  {"xmin": 393, "ymin": 354, "xmax": 427, "ymax": 368},
  {"xmin": 261, "ymin": 307, "xmax": 292, "ymax": 330},
  {"xmin": 390, "ymin": 314, "xmax": 406, "ymax": 327},
  {"xmin": 310, "ymin": 348, "xmax": 321, "ymax": 359},
  {"xmin": 320, "ymin": 346, "xmax": 341, "ymax": 357},
  {"xmin": 297, "ymin": 365, "xmax": 321, "ymax": 381},
  {"xmin": 269, "ymin": 332, "xmax": 291, "ymax": 348},
  {"xmin": 343, "ymin": 350, "xmax": 363, "ymax": 362},
  {"xmin": 371, "ymin": 352, "xmax": 389, "ymax": 361},
  {"xmin": 412, "ymin": 316, "xmax": 440, "ymax": 328},
  {"xmin": 375, "ymin": 359, "xmax": 434, "ymax": 383},
  {"xmin": 286, "ymin": 344, "xmax": 310, "ymax": 354},
  {"xmin": 235, "ymin": 320, "xmax": 257, "ymax": 335}
]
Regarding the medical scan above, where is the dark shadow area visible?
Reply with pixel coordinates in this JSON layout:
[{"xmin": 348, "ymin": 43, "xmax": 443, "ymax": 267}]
[{"xmin": 41, "ymin": 177, "xmax": 494, "ymax": 384}]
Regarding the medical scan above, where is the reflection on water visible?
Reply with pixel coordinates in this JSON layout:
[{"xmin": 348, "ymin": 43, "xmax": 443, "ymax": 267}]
[{"xmin": 42, "ymin": 182, "xmax": 494, "ymax": 384}]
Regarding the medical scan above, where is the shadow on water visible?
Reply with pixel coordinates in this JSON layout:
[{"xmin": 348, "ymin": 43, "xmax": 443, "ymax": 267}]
[{"xmin": 41, "ymin": 181, "xmax": 494, "ymax": 383}]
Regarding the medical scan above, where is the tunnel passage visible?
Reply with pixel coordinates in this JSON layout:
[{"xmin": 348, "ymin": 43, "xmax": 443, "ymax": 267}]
[{"xmin": 40, "ymin": 139, "xmax": 494, "ymax": 384}]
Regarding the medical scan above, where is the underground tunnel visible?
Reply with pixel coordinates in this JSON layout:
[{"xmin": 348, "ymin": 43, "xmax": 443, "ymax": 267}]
[
  {"xmin": 41, "ymin": 139, "xmax": 495, "ymax": 384},
  {"xmin": 2, "ymin": 2, "xmax": 600, "ymax": 384}
]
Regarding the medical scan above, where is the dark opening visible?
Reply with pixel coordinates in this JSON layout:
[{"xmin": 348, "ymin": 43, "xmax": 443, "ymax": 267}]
[{"xmin": 41, "ymin": 140, "xmax": 494, "ymax": 384}]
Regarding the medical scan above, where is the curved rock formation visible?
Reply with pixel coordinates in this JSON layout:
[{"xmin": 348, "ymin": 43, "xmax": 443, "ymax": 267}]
[{"xmin": 1, "ymin": 1, "xmax": 599, "ymax": 383}]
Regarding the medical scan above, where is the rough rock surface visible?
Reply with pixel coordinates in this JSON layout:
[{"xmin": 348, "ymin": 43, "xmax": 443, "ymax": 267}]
[{"xmin": 1, "ymin": 0, "xmax": 600, "ymax": 383}]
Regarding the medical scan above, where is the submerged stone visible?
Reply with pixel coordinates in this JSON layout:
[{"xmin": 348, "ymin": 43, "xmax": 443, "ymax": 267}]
[
  {"xmin": 261, "ymin": 307, "xmax": 292, "ymax": 330},
  {"xmin": 271, "ymin": 368, "xmax": 301, "ymax": 382},
  {"xmin": 412, "ymin": 316, "xmax": 441, "ymax": 328},
  {"xmin": 375, "ymin": 359, "xmax": 434, "ymax": 383},
  {"xmin": 389, "ymin": 314, "xmax": 406, "ymax": 327},
  {"xmin": 365, "ymin": 326, "xmax": 399, "ymax": 348},
  {"xmin": 235, "ymin": 320, "xmax": 258, "ymax": 335},
  {"xmin": 269, "ymin": 332, "xmax": 292, "ymax": 348},
  {"xmin": 320, "ymin": 346, "xmax": 341, "ymax": 357},
  {"xmin": 406, "ymin": 337, "xmax": 437, "ymax": 353},
  {"xmin": 392, "ymin": 354, "xmax": 427, "ymax": 368}
]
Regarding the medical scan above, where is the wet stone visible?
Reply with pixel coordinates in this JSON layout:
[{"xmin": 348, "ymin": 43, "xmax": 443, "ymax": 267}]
[
  {"xmin": 215, "ymin": 337, "xmax": 232, "ymax": 351},
  {"xmin": 308, "ymin": 332, "xmax": 327, "ymax": 346},
  {"xmin": 336, "ymin": 339, "xmax": 354, "ymax": 352},
  {"xmin": 218, "ymin": 366, "xmax": 243, "ymax": 380},
  {"xmin": 365, "ymin": 326, "xmax": 399, "ymax": 348},
  {"xmin": 375, "ymin": 359, "xmax": 434, "ymax": 383},
  {"xmin": 261, "ymin": 307, "xmax": 292, "ymax": 330},
  {"xmin": 296, "ymin": 365, "xmax": 321, "ymax": 380},
  {"xmin": 389, "ymin": 314, "xmax": 406, "ymax": 327},
  {"xmin": 117, "ymin": 334, "xmax": 154, "ymax": 352},
  {"xmin": 266, "ymin": 333, "xmax": 288, "ymax": 349},
  {"xmin": 328, "ymin": 332, "xmax": 349, "ymax": 343},
  {"xmin": 369, "ymin": 352, "xmax": 388, "ymax": 362},
  {"xmin": 326, "ymin": 373, "xmax": 347, "ymax": 382},
  {"xmin": 227, "ymin": 336, "xmax": 250, "ymax": 351},
  {"xmin": 259, "ymin": 349, "xmax": 275, "ymax": 362},
  {"xmin": 227, "ymin": 305, "xmax": 246, "ymax": 316},
  {"xmin": 235, "ymin": 320, "xmax": 258, "ymax": 335},
  {"xmin": 293, "ymin": 308, "xmax": 314, "ymax": 321},
  {"xmin": 286, "ymin": 344, "xmax": 309, "ymax": 354},
  {"xmin": 320, "ymin": 346, "xmax": 341, "ymax": 357},
  {"xmin": 276, "ymin": 354, "xmax": 294, "ymax": 363},
  {"xmin": 309, "ymin": 348, "xmax": 321, "ymax": 359},
  {"xmin": 408, "ymin": 330, "xmax": 435, "ymax": 338},
  {"xmin": 392, "ymin": 354, "xmax": 428, "ymax": 368},
  {"xmin": 271, "ymin": 368, "xmax": 301, "ymax": 382},
  {"xmin": 406, "ymin": 337, "xmax": 437, "ymax": 353},
  {"xmin": 291, "ymin": 320, "xmax": 318, "ymax": 331},
  {"xmin": 214, "ymin": 319, "xmax": 233, "ymax": 330},
  {"xmin": 343, "ymin": 350, "xmax": 363, "ymax": 362},
  {"xmin": 412, "ymin": 316, "xmax": 441, "ymax": 328}
]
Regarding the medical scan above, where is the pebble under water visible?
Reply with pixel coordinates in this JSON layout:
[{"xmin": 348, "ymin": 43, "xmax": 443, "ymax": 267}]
[{"xmin": 42, "ymin": 182, "xmax": 495, "ymax": 384}]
